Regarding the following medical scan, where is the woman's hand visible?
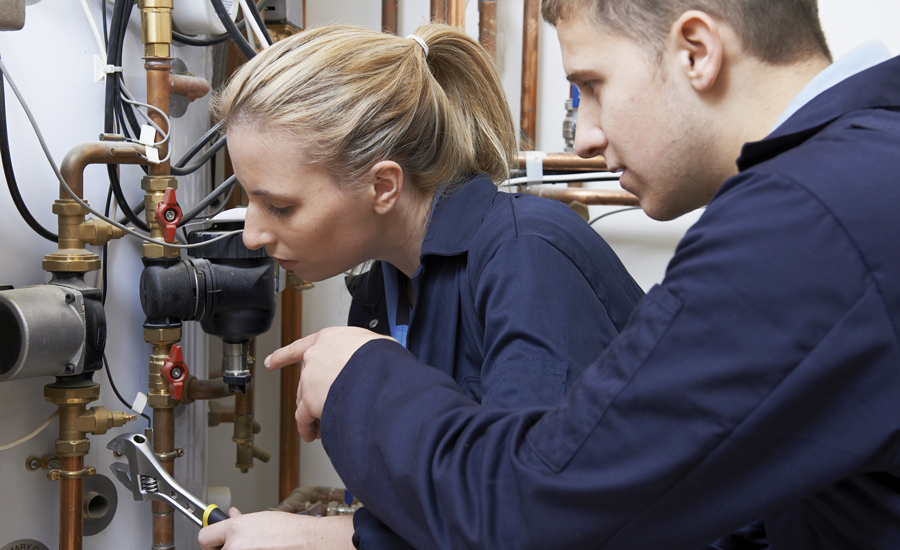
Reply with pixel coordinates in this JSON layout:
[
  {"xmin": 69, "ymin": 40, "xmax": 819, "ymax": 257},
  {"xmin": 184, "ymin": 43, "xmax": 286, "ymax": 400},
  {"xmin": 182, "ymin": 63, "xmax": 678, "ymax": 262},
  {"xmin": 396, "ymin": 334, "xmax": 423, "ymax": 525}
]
[
  {"xmin": 265, "ymin": 326, "xmax": 394, "ymax": 441},
  {"xmin": 198, "ymin": 508, "xmax": 356, "ymax": 550}
]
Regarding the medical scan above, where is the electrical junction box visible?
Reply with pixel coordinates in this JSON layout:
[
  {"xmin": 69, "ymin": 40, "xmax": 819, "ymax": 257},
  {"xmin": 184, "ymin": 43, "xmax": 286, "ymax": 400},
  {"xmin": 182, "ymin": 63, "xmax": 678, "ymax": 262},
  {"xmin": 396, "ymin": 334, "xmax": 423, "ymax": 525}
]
[{"xmin": 263, "ymin": 0, "xmax": 303, "ymax": 30}]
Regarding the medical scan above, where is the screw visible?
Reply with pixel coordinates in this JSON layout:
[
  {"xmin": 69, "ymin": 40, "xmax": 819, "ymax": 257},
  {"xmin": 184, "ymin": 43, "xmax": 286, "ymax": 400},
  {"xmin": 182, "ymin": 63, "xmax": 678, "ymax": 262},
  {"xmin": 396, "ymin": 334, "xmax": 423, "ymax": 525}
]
[
  {"xmin": 164, "ymin": 209, "xmax": 177, "ymax": 222},
  {"xmin": 65, "ymin": 363, "xmax": 76, "ymax": 374},
  {"xmin": 26, "ymin": 457, "xmax": 39, "ymax": 470},
  {"xmin": 65, "ymin": 293, "xmax": 75, "ymax": 304},
  {"xmin": 170, "ymin": 367, "xmax": 183, "ymax": 379}
]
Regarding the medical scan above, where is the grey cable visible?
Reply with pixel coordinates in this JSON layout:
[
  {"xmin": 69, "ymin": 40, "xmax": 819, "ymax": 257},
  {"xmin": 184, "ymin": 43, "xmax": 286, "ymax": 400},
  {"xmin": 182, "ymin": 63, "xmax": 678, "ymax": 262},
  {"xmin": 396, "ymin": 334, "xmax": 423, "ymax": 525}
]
[{"xmin": 0, "ymin": 57, "xmax": 242, "ymax": 250}]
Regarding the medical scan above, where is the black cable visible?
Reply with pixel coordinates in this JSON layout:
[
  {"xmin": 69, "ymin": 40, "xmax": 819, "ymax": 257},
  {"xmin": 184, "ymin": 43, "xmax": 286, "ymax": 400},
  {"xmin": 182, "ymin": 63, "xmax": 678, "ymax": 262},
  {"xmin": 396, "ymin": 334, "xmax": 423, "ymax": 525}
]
[
  {"xmin": 104, "ymin": 353, "xmax": 151, "ymax": 429},
  {"xmin": 210, "ymin": 0, "xmax": 257, "ymax": 59},
  {"xmin": 0, "ymin": 74, "xmax": 58, "ymax": 242},
  {"xmin": 170, "ymin": 136, "xmax": 226, "ymax": 175},
  {"xmin": 588, "ymin": 206, "xmax": 642, "ymax": 226},
  {"xmin": 246, "ymin": 0, "xmax": 274, "ymax": 46},
  {"xmin": 175, "ymin": 120, "xmax": 223, "ymax": 167},
  {"xmin": 178, "ymin": 174, "xmax": 238, "ymax": 226}
]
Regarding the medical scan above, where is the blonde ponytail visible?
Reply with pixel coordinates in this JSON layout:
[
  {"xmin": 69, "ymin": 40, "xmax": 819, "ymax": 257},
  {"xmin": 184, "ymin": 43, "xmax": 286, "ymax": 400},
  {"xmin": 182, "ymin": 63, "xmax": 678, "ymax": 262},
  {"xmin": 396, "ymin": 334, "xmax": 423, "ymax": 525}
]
[{"xmin": 212, "ymin": 23, "xmax": 517, "ymax": 194}]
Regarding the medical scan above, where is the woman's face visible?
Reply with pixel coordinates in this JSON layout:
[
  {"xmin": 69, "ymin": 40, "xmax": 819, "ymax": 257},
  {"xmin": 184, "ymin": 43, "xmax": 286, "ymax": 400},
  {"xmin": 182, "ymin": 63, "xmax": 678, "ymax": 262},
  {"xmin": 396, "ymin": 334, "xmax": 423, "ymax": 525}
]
[{"xmin": 229, "ymin": 127, "xmax": 379, "ymax": 282}]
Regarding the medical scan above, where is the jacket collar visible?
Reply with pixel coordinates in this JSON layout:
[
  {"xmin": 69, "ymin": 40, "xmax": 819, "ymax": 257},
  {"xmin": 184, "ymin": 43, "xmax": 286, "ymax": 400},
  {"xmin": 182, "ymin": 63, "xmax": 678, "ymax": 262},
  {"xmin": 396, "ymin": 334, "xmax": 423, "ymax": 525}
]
[
  {"xmin": 420, "ymin": 173, "xmax": 497, "ymax": 258},
  {"xmin": 737, "ymin": 55, "xmax": 900, "ymax": 172}
]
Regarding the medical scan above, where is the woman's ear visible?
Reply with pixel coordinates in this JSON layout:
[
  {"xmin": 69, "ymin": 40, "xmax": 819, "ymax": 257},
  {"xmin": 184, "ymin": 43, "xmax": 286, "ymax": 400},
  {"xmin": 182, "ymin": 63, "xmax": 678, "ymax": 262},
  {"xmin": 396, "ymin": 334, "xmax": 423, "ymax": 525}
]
[
  {"xmin": 669, "ymin": 10, "xmax": 724, "ymax": 92},
  {"xmin": 369, "ymin": 160, "xmax": 404, "ymax": 215}
]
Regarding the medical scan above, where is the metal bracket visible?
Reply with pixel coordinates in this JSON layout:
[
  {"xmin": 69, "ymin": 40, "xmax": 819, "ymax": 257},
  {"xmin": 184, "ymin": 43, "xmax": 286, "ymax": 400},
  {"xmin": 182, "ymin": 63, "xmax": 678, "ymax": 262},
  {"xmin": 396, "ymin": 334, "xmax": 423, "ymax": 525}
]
[{"xmin": 47, "ymin": 466, "xmax": 96, "ymax": 481}]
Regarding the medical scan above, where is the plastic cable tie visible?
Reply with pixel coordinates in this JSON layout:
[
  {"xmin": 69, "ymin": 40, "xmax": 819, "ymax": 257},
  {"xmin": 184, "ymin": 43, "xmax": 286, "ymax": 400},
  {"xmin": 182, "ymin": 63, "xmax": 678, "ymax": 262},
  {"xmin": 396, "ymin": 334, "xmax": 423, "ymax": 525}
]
[
  {"xmin": 139, "ymin": 125, "xmax": 156, "ymax": 147},
  {"xmin": 145, "ymin": 146, "xmax": 160, "ymax": 164},
  {"xmin": 104, "ymin": 65, "xmax": 123, "ymax": 74},
  {"xmin": 131, "ymin": 392, "xmax": 148, "ymax": 416},
  {"xmin": 525, "ymin": 151, "xmax": 547, "ymax": 184}
]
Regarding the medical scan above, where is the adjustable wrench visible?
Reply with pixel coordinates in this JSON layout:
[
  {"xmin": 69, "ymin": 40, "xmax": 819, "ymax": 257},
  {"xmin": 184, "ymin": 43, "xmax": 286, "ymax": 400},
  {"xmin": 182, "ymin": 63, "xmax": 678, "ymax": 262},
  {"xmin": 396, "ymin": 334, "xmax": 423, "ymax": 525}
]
[{"xmin": 108, "ymin": 432, "xmax": 229, "ymax": 527}]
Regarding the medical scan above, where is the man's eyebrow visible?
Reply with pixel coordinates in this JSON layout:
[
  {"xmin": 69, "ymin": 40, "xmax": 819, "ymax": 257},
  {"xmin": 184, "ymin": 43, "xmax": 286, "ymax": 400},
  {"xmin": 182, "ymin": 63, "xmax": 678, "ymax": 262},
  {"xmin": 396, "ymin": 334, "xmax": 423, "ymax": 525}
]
[{"xmin": 565, "ymin": 69, "xmax": 592, "ymax": 84}]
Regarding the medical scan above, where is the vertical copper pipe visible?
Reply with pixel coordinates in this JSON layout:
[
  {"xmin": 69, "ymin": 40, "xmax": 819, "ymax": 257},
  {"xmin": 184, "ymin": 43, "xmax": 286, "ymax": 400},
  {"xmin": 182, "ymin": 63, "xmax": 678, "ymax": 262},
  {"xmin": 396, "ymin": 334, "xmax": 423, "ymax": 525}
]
[
  {"xmin": 478, "ymin": 0, "xmax": 497, "ymax": 61},
  {"xmin": 145, "ymin": 60, "xmax": 172, "ymax": 174},
  {"xmin": 382, "ymin": 0, "xmax": 398, "ymax": 34},
  {"xmin": 152, "ymin": 407, "xmax": 175, "ymax": 548},
  {"xmin": 278, "ymin": 285, "xmax": 303, "ymax": 501},
  {"xmin": 447, "ymin": 0, "xmax": 465, "ymax": 28},
  {"xmin": 234, "ymin": 340, "xmax": 256, "ymax": 472},
  {"xmin": 431, "ymin": 0, "xmax": 447, "ymax": 23},
  {"xmin": 59, "ymin": 456, "xmax": 84, "ymax": 550},
  {"xmin": 520, "ymin": 0, "xmax": 540, "ymax": 150}
]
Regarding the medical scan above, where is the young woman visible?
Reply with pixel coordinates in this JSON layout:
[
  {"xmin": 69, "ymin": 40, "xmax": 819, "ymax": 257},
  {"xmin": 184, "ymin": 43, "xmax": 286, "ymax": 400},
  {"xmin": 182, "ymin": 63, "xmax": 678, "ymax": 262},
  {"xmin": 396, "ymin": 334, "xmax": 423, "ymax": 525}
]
[{"xmin": 200, "ymin": 23, "xmax": 644, "ymax": 550}]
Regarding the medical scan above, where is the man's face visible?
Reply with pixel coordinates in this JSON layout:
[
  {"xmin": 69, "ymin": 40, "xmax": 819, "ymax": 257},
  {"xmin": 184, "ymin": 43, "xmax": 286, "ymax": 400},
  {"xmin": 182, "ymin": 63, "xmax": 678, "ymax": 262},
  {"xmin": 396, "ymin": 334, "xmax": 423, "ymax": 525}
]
[{"xmin": 558, "ymin": 14, "xmax": 722, "ymax": 221}]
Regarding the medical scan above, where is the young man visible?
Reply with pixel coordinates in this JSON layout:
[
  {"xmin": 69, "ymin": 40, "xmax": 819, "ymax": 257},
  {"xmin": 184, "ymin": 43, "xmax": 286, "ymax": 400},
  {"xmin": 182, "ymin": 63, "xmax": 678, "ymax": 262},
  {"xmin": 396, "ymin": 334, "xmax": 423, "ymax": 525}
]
[{"xmin": 220, "ymin": 1, "xmax": 900, "ymax": 548}]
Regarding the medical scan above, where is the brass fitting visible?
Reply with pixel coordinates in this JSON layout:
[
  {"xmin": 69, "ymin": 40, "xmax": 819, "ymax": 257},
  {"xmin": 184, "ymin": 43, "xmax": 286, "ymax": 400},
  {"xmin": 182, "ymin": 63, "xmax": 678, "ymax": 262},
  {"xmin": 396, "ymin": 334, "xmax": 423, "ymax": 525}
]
[
  {"xmin": 44, "ymin": 384, "xmax": 136, "ymax": 457},
  {"xmin": 78, "ymin": 218, "xmax": 128, "ymax": 246},
  {"xmin": 42, "ymin": 199, "xmax": 101, "ymax": 273},
  {"xmin": 138, "ymin": 0, "xmax": 172, "ymax": 58},
  {"xmin": 141, "ymin": 175, "xmax": 179, "ymax": 259},
  {"xmin": 146, "ymin": 337, "xmax": 181, "ymax": 409}
]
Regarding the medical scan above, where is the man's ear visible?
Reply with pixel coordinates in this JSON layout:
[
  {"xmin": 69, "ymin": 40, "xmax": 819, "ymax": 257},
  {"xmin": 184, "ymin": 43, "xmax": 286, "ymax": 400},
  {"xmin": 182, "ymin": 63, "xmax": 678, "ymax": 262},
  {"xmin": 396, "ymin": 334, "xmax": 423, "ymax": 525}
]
[
  {"xmin": 369, "ymin": 160, "xmax": 404, "ymax": 215},
  {"xmin": 670, "ymin": 10, "xmax": 723, "ymax": 92}
]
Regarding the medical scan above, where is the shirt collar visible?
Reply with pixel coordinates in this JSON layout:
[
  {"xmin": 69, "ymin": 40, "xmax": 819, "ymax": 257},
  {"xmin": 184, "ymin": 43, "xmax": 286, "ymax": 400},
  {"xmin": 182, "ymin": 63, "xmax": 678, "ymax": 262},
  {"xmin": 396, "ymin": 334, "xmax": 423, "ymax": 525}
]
[
  {"xmin": 771, "ymin": 41, "xmax": 892, "ymax": 132},
  {"xmin": 420, "ymin": 173, "xmax": 498, "ymax": 258}
]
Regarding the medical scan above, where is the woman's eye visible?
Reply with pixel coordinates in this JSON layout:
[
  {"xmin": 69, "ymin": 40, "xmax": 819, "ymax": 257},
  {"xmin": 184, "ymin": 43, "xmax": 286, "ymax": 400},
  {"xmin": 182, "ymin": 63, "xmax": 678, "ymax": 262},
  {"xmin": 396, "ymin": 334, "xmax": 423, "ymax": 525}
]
[{"xmin": 268, "ymin": 205, "xmax": 294, "ymax": 217}]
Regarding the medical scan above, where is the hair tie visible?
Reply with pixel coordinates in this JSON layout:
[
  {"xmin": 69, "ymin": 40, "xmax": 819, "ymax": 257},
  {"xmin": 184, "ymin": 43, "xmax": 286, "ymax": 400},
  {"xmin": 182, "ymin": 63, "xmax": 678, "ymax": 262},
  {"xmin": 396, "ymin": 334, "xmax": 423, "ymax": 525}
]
[{"xmin": 406, "ymin": 34, "xmax": 429, "ymax": 57}]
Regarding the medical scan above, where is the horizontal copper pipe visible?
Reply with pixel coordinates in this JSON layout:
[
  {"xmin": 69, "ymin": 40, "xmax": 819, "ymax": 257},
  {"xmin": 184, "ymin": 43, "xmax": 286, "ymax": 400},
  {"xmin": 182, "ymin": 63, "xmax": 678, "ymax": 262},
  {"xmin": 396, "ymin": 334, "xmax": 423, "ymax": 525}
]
[
  {"xmin": 523, "ymin": 185, "xmax": 640, "ymax": 206},
  {"xmin": 59, "ymin": 141, "xmax": 148, "ymax": 199},
  {"xmin": 170, "ymin": 73, "xmax": 210, "ymax": 103},
  {"xmin": 185, "ymin": 376, "xmax": 232, "ymax": 401},
  {"xmin": 516, "ymin": 152, "xmax": 608, "ymax": 172}
]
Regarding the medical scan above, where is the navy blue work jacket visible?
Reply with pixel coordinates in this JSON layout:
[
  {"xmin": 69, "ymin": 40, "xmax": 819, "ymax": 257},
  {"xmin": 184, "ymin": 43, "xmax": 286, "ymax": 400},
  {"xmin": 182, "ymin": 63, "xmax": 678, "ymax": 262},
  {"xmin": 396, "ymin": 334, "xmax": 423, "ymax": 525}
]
[
  {"xmin": 322, "ymin": 57, "xmax": 900, "ymax": 549},
  {"xmin": 345, "ymin": 174, "xmax": 644, "ymax": 547}
]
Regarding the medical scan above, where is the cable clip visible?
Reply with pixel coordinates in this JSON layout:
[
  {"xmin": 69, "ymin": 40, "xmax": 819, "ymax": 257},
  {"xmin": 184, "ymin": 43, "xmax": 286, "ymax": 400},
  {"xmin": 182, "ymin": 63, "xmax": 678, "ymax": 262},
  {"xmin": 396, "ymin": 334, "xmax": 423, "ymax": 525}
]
[{"xmin": 524, "ymin": 151, "xmax": 547, "ymax": 184}]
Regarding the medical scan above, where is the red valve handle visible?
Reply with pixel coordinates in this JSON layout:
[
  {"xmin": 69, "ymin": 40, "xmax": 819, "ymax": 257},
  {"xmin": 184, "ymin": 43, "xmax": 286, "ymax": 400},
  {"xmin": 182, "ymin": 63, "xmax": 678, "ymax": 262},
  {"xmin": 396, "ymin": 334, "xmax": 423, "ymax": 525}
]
[
  {"xmin": 161, "ymin": 344, "xmax": 188, "ymax": 401},
  {"xmin": 154, "ymin": 188, "xmax": 183, "ymax": 243}
]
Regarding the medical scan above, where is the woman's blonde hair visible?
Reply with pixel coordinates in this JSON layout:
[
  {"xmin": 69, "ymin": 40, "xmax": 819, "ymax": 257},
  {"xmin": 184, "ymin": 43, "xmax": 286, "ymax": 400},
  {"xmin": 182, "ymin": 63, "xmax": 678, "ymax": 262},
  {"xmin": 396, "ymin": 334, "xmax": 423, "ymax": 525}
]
[{"xmin": 212, "ymin": 24, "xmax": 517, "ymax": 193}]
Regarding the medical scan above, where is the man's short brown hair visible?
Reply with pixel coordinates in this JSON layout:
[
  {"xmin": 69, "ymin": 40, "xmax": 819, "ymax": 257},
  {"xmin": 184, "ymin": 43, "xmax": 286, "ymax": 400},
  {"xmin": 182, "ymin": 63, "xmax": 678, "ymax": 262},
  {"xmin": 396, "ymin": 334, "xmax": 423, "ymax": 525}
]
[{"xmin": 542, "ymin": 0, "xmax": 832, "ymax": 64}]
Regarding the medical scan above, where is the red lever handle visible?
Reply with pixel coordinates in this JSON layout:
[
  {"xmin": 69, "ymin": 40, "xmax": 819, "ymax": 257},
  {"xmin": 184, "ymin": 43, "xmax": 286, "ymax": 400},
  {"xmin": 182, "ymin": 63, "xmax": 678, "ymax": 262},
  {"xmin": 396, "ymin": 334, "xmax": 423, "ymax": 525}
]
[
  {"xmin": 161, "ymin": 344, "xmax": 188, "ymax": 401},
  {"xmin": 154, "ymin": 188, "xmax": 183, "ymax": 243}
]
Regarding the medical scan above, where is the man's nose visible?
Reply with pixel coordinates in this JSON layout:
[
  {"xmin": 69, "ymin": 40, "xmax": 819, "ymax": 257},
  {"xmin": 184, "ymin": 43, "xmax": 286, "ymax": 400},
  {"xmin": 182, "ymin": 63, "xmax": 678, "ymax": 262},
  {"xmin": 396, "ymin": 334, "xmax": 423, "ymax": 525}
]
[{"xmin": 573, "ymin": 120, "xmax": 609, "ymax": 160}]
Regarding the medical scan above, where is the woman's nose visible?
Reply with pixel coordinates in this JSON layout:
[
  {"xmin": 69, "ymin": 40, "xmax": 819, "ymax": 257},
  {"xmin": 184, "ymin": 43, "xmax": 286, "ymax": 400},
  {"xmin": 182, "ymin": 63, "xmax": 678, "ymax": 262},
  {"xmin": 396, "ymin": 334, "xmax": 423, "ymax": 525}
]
[{"xmin": 242, "ymin": 203, "xmax": 274, "ymax": 251}]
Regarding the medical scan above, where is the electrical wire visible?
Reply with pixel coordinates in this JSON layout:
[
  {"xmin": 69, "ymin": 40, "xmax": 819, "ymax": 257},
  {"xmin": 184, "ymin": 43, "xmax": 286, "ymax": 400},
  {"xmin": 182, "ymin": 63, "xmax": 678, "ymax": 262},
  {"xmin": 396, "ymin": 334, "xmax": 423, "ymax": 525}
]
[
  {"xmin": 245, "ymin": 0, "xmax": 274, "ymax": 46},
  {"xmin": 175, "ymin": 120, "xmax": 224, "ymax": 167},
  {"xmin": 0, "ymin": 70, "xmax": 58, "ymax": 242},
  {"xmin": 587, "ymin": 206, "xmax": 643, "ymax": 226},
  {"xmin": 499, "ymin": 171, "xmax": 622, "ymax": 188},
  {"xmin": 0, "ymin": 56, "xmax": 242, "ymax": 250},
  {"xmin": 170, "ymin": 135, "xmax": 225, "ymax": 175},
  {"xmin": 178, "ymin": 174, "xmax": 238, "ymax": 225},
  {"xmin": 0, "ymin": 410, "xmax": 59, "ymax": 452},
  {"xmin": 104, "ymin": 353, "xmax": 151, "ymax": 429},
  {"xmin": 238, "ymin": 0, "xmax": 271, "ymax": 49},
  {"xmin": 210, "ymin": 0, "xmax": 257, "ymax": 59}
]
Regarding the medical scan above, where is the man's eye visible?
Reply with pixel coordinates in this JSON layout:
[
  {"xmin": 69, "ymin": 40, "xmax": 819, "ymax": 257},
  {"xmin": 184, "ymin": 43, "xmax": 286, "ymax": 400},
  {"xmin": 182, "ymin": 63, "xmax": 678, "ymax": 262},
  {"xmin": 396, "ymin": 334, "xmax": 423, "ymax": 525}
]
[{"xmin": 268, "ymin": 205, "xmax": 294, "ymax": 217}]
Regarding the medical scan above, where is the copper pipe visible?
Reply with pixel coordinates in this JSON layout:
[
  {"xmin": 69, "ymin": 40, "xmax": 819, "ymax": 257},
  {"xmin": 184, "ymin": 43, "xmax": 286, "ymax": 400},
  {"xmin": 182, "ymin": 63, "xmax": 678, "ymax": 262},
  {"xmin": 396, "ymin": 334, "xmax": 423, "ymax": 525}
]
[
  {"xmin": 431, "ymin": 0, "xmax": 447, "ymax": 23},
  {"xmin": 520, "ymin": 0, "xmax": 540, "ymax": 150},
  {"xmin": 145, "ymin": 59, "xmax": 172, "ymax": 175},
  {"xmin": 478, "ymin": 0, "xmax": 497, "ymax": 61},
  {"xmin": 152, "ymin": 407, "xmax": 175, "ymax": 549},
  {"xmin": 515, "ymin": 152, "xmax": 608, "ymax": 172},
  {"xmin": 279, "ymin": 285, "xmax": 303, "ymax": 501},
  {"xmin": 234, "ymin": 340, "xmax": 257, "ymax": 473},
  {"xmin": 184, "ymin": 376, "xmax": 232, "ymax": 402},
  {"xmin": 522, "ymin": 185, "xmax": 640, "ymax": 206},
  {"xmin": 169, "ymin": 73, "xmax": 210, "ymax": 103},
  {"xmin": 59, "ymin": 455, "xmax": 84, "ymax": 550},
  {"xmin": 59, "ymin": 141, "xmax": 148, "ymax": 200},
  {"xmin": 382, "ymin": 0, "xmax": 398, "ymax": 34},
  {"xmin": 447, "ymin": 0, "xmax": 465, "ymax": 28}
]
